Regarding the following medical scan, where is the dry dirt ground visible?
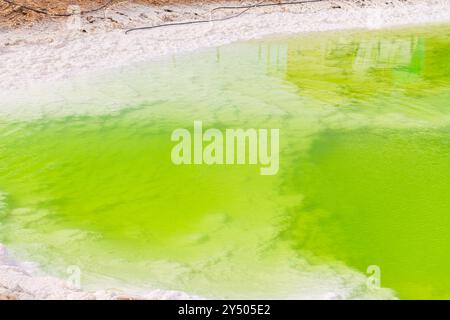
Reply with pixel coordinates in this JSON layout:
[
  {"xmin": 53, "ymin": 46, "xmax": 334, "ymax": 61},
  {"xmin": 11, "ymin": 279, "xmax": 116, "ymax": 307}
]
[{"xmin": 0, "ymin": 0, "xmax": 243, "ymax": 27}]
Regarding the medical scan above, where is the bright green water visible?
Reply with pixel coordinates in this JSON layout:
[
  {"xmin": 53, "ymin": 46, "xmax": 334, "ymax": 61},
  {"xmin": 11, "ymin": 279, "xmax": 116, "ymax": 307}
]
[{"xmin": 1, "ymin": 25, "xmax": 450, "ymax": 299}]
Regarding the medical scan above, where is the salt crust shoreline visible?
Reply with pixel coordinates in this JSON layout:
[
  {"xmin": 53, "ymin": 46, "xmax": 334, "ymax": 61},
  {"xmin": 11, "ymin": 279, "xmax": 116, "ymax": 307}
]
[
  {"xmin": 1, "ymin": 0, "xmax": 449, "ymax": 300},
  {"xmin": 1, "ymin": 0, "xmax": 450, "ymax": 91}
]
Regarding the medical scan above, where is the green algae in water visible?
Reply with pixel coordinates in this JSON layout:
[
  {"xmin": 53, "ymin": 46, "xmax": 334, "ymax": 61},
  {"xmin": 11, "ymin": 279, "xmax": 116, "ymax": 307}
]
[{"xmin": 1, "ymin": 25, "xmax": 450, "ymax": 299}]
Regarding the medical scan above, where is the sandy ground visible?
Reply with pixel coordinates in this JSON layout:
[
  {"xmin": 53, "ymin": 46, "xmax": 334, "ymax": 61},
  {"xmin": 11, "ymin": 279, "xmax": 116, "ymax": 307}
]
[
  {"xmin": 0, "ymin": 0, "xmax": 449, "ymax": 300},
  {"xmin": 1, "ymin": 0, "xmax": 450, "ymax": 91},
  {"xmin": 0, "ymin": 1, "xmax": 217, "ymax": 27}
]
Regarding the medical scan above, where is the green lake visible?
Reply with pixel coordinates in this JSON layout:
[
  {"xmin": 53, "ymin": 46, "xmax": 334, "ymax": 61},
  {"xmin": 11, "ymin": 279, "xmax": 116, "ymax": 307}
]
[{"xmin": 0, "ymin": 24, "xmax": 449, "ymax": 299}]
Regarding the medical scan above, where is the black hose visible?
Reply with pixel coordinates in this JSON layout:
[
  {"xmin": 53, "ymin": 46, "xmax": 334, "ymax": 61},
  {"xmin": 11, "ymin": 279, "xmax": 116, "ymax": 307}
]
[
  {"xmin": 125, "ymin": 0, "xmax": 328, "ymax": 34},
  {"xmin": 2, "ymin": 0, "xmax": 329, "ymax": 32},
  {"xmin": 125, "ymin": 0, "xmax": 266, "ymax": 34}
]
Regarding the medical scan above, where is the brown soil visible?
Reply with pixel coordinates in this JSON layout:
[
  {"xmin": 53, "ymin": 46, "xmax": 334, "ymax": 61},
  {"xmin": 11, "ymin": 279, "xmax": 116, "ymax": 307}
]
[
  {"xmin": 0, "ymin": 293, "xmax": 17, "ymax": 300},
  {"xmin": 0, "ymin": 0, "xmax": 223, "ymax": 27}
]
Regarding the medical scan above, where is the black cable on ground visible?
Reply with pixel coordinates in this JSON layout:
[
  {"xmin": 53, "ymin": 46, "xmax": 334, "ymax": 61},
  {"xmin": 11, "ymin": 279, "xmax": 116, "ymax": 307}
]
[
  {"xmin": 125, "ymin": 0, "xmax": 328, "ymax": 34},
  {"xmin": 1, "ymin": 0, "xmax": 114, "ymax": 17},
  {"xmin": 125, "ymin": 0, "xmax": 266, "ymax": 34}
]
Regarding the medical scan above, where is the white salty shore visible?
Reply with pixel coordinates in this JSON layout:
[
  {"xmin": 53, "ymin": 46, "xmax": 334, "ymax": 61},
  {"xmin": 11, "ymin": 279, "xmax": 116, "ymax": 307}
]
[
  {"xmin": 0, "ymin": 244, "xmax": 200, "ymax": 300},
  {"xmin": 1, "ymin": 0, "xmax": 449, "ymax": 300},
  {"xmin": 1, "ymin": 0, "xmax": 450, "ymax": 91}
]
